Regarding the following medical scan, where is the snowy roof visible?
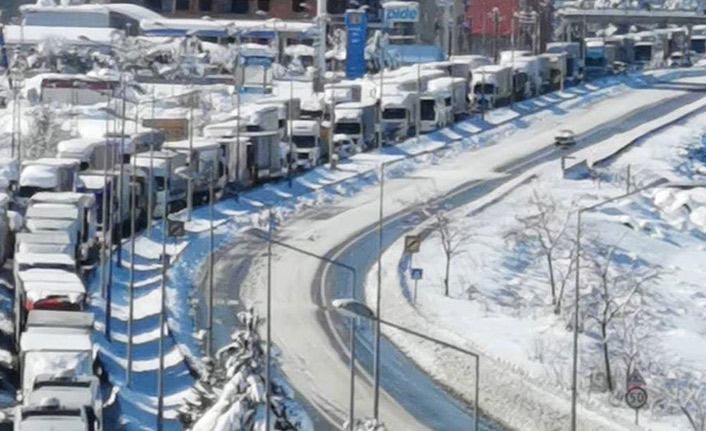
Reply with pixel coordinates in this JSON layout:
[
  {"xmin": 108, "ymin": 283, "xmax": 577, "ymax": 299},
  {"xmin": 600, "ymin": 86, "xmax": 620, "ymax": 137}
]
[
  {"xmin": 16, "ymin": 232, "xmax": 75, "ymax": 245},
  {"xmin": 163, "ymin": 139, "xmax": 221, "ymax": 152},
  {"xmin": 284, "ymin": 44, "xmax": 315, "ymax": 57},
  {"xmin": 2, "ymin": 25, "xmax": 121, "ymax": 46},
  {"xmin": 78, "ymin": 174, "xmax": 107, "ymax": 190},
  {"xmin": 289, "ymin": 120, "xmax": 319, "ymax": 134},
  {"xmin": 21, "ymin": 3, "xmax": 162, "ymax": 20},
  {"xmin": 30, "ymin": 192, "xmax": 95, "ymax": 208},
  {"xmin": 26, "ymin": 205, "xmax": 80, "ymax": 220},
  {"xmin": 56, "ymin": 138, "xmax": 104, "ymax": 160},
  {"xmin": 26, "ymin": 218, "xmax": 79, "ymax": 233},
  {"xmin": 18, "ymin": 268, "xmax": 83, "ymax": 285},
  {"xmin": 140, "ymin": 18, "xmax": 315, "ymax": 37},
  {"xmin": 15, "ymin": 252, "xmax": 76, "ymax": 268},
  {"xmin": 382, "ymin": 1, "xmax": 418, "ymax": 8},
  {"xmin": 22, "ymin": 158, "xmax": 80, "ymax": 169},
  {"xmin": 473, "ymin": 65, "xmax": 511, "ymax": 73},
  {"xmin": 203, "ymin": 120, "xmax": 243, "ymax": 138},
  {"xmin": 382, "ymin": 92, "xmax": 414, "ymax": 107},
  {"xmin": 21, "ymin": 329, "xmax": 92, "ymax": 353},
  {"xmin": 19, "ymin": 165, "xmax": 59, "ymax": 188},
  {"xmin": 27, "ymin": 310, "xmax": 94, "ymax": 330}
]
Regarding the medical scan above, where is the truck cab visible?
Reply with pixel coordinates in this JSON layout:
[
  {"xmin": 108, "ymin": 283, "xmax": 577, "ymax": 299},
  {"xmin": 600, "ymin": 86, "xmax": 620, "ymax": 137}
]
[
  {"xmin": 380, "ymin": 92, "xmax": 416, "ymax": 143},
  {"xmin": 419, "ymin": 91, "xmax": 449, "ymax": 133},
  {"xmin": 289, "ymin": 120, "xmax": 321, "ymax": 169},
  {"xmin": 19, "ymin": 324, "xmax": 94, "ymax": 399},
  {"xmin": 18, "ymin": 159, "xmax": 80, "ymax": 205},
  {"xmin": 28, "ymin": 192, "xmax": 97, "ymax": 262},
  {"xmin": 162, "ymin": 139, "xmax": 227, "ymax": 202},
  {"xmin": 133, "ymin": 150, "xmax": 188, "ymax": 218},
  {"xmin": 14, "ymin": 399, "xmax": 92, "ymax": 431}
]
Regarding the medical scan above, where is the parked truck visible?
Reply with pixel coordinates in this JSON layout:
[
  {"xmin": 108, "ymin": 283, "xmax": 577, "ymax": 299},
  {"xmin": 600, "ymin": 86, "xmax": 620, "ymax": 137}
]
[
  {"xmin": 333, "ymin": 102, "xmax": 377, "ymax": 151},
  {"xmin": 470, "ymin": 65, "xmax": 513, "ymax": 110},
  {"xmin": 289, "ymin": 120, "xmax": 322, "ymax": 169}
]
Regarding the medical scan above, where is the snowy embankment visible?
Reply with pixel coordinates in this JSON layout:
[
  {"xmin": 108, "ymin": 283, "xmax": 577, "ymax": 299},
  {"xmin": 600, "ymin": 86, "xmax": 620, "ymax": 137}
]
[
  {"xmin": 84, "ymin": 68, "xmax": 705, "ymax": 430},
  {"xmin": 370, "ymin": 89, "xmax": 706, "ymax": 430}
]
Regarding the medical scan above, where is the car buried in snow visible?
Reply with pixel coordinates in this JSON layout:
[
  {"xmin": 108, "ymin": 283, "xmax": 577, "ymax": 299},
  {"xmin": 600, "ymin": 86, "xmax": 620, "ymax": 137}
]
[{"xmin": 554, "ymin": 129, "xmax": 576, "ymax": 148}]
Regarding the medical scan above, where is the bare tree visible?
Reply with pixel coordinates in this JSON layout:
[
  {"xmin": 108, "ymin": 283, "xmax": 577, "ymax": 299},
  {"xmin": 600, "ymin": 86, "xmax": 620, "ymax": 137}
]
[
  {"xmin": 655, "ymin": 374, "xmax": 706, "ymax": 431},
  {"xmin": 23, "ymin": 105, "xmax": 64, "ymax": 160},
  {"xmin": 510, "ymin": 188, "xmax": 573, "ymax": 305},
  {"xmin": 584, "ymin": 243, "xmax": 659, "ymax": 393},
  {"xmin": 432, "ymin": 211, "xmax": 470, "ymax": 296}
]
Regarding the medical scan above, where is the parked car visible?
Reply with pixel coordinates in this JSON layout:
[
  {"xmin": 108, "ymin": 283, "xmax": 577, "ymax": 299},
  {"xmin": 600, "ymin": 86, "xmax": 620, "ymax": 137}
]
[{"xmin": 554, "ymin": 129, "xmax": 576, "ymax": 148}]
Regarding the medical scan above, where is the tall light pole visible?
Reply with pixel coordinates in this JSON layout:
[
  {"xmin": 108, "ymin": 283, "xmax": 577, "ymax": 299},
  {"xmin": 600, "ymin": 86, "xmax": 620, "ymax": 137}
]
[
  {"xmin": 570, "ymin": 179, "xmax": 706, "ymax": 431},
  {"xmin": 116, "ymin": 21, "xmax": 132, "ymax": 268},
  {"xmin": 156, "ymin": 157, "xmax": 171, "ymax": 431},
  {"xmin": 333, "ymin": 298, "xmax": 481, "ymax": 431}
]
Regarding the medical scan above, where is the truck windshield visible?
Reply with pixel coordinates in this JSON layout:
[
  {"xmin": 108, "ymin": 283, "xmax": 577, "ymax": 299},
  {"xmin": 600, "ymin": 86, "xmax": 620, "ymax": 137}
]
[
  {"xmin": 382, "ymin": 108, "xmax": 407, "ymax": 120},
  {"xmin": 585, "ymin": 56, "xmax": 605, "ymax": 67},
  {"xmin": 474, "ymin": 84, "xmax": 495, "ymax": 95},
  {"xmin": 634, "ymin": 46, "xmax": 652, "ymax": 62},
  {"xmin": 420, "ymin": 100, "xmax": 436, "ymax": 121},
  {"xmin": 334, "ymin": 122, "xmax": 361, "ymax": 135},
  {"xmin": 292, "ymin": 136, "xmax": 317, "ymax": 148},
  {"xmin": 18, "ymin": 186, "xmax": 50, "ymax": 199}
]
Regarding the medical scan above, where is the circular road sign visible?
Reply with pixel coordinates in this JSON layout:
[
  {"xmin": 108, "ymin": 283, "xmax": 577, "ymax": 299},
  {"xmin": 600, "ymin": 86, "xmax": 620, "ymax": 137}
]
[{"xmin": 626, "ymin": 387, "xmax": 648, "ymax": 410}]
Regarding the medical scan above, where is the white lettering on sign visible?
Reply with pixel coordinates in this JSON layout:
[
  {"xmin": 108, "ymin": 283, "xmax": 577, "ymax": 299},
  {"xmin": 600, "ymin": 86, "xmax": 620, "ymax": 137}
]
[{"xmin": 384, "ymin": 4, "xmax": 419, "ymax": 23}]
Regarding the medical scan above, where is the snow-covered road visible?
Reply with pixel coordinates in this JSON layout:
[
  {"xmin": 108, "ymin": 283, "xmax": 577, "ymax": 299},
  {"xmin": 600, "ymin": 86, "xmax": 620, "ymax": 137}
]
[{"xmin": 216, "ymin": 72, "xmax": 706, "ymax": 430}]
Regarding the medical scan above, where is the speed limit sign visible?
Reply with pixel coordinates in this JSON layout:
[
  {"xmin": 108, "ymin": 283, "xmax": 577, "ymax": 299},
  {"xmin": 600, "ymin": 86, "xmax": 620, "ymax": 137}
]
[{"xmin": 626, "ymin": 387, "xmax": 648, "ymax": 410}]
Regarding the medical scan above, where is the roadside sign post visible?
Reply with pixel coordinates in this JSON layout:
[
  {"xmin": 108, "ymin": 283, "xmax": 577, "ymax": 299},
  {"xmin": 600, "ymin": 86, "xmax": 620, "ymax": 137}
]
[
  {"xmin": 626, "ymin": 368, "xmax": 647, "ymax": 425},
  {"xmin": 410, "ymin": 268, "xmax": 423, "ymax": 303},
  {"xmin": 404, "ymin": 235, "xmax": 422, "ymax": 303}
]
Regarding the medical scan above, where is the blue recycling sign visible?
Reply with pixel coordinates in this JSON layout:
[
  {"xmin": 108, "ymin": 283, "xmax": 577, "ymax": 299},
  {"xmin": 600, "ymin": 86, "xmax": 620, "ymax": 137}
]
[
  {"xmin": 411, "ymin": 268, "xmax": 423, "ymax": 280},
  {"xmin": 345, "ymin": 10, "xmax": 367, "ymax": 80}
]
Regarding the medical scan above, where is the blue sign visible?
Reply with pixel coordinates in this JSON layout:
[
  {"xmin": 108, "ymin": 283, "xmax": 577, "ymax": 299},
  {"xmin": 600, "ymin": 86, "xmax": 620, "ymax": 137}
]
[
  {"xmin": 345, "ymin": 10, "xmax": 367, "ymax": 80},
  {"xmin": 411, "ymin": 268, "xmax": 423, "ymax": 280}
]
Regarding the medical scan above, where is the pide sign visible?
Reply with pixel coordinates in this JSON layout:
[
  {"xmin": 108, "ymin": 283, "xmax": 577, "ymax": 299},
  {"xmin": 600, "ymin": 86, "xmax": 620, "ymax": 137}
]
[{"xmin": 383, "ymin": 1, "xmax": 419, "ymax": 23}]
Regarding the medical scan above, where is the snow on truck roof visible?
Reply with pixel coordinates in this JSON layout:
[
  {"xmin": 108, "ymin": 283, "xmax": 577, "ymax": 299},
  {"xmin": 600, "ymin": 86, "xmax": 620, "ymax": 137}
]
[
  {"xmin": 2, "ymin": 25, "xmax": 121, "ymax": 47},
  {"xmin": 162, "ymin": 139, "xmax": 221, "ymax": 152},
  {"xmin": 18, "ymin": 268, "xmax": 83, "ymax": 285},
  {"xmin": 16, "ymin": 232, "xmax": 75, "ymax": 245},
  {"xmin": 140, "ymin": 18, "xmax": 316, "ymax": 36},
  {"xmin": 26, "ymin": 205, "xmax": 81, "ymax": 220},
  {"xmin": 22, "ymin": 158, "xmax": 80, "ymax": 168},
  {"xmin": 15, "ymin": 252, "xmax": 76, "ymax": 268},
  {"xmin": 20, "ymin": 3, "xmax": 162, "ymax": 20},
  {"xmin": 21, "ymin": 329, "xmax": 92, "ymax": 353},
  {"xmin": 19, "ymin": 165, "xmax": 59, "ymax": 188},
  {"xmin": 30, "ymin": 192, "xmax": 95, "ymax": 207},
  {"xmin": 27, "ymin": 310, "xmax": 94, "ymax": 330},
  {"xmin": 57, "ymin": 138, "xmax": 104, "ymax": 159}
]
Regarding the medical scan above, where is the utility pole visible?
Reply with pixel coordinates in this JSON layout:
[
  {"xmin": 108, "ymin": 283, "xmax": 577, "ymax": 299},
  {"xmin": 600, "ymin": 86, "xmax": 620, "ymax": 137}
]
[
  {"xmin": 116, "ymin": 22, "xmax": 131, "ymax": 268},
  {"xmin": 314, "ymin": 0, "xmax": 327, "ymax": 92},
  {"xmin": 126, "ymin": 114, "xmax": 138, "ymax": 388},
  {"xmin": 156, "ymin": 158, "xmax": 170, "ymax": 431},
  {"xmin": 265, "ymin": 209, "xmax": 273, "ymax": 431},
  {"xmin": 206, "ymin": 166, "xmax": 215, "ymax": 356}
]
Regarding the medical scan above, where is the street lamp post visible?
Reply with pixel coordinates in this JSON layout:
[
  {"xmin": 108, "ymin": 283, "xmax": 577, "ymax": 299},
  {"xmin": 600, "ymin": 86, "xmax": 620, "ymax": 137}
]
[
  {"xmin": 570, "ymin": 179, "xmax": 706, "ymax": 431},
  {"xmin": 333, "ymin": 298, "xmax": 481, "ymax": 431}
]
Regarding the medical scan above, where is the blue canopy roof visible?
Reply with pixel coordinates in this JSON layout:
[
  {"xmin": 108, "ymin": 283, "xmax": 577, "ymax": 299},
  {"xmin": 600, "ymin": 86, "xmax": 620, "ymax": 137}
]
[{"xmin": 386, "ymin": 44, "xmax": 445, "ymax": 65}]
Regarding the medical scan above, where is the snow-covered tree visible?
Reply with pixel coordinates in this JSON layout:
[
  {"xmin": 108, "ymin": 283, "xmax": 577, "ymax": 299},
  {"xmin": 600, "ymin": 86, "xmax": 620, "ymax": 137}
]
[
  {"xmin": 23, "ymin": 104, "xmax": 64, "ymax": 159},
  {"xmin": 509, "ymin": 188, "xmax": 574, "ymax": 306},
  {"xmin": 179, "ymin": 308, "xmax": 302, "ymax": 431},
  {"xmin": 432, "ymin": 210, "xmax": 470, "ymax": 297},
  {"xmin": 584, "ymin": 243, "xmax": 659, "ymax": 393}
]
